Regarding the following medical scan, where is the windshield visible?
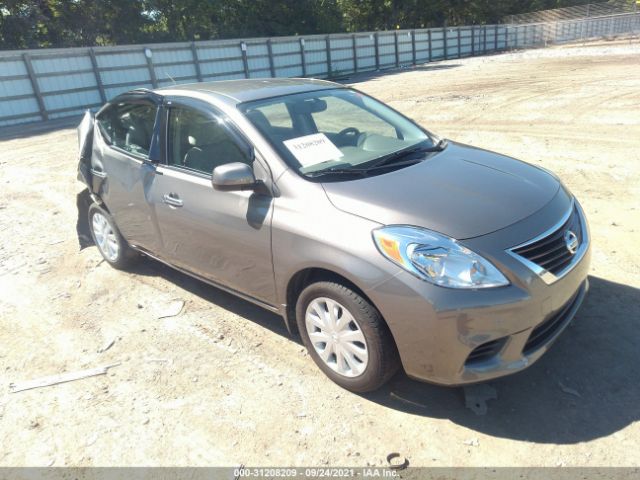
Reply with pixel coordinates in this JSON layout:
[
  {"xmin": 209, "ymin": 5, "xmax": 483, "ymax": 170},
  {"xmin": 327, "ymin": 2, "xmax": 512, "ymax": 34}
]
[{"xmin": 239, "ymin": 88, "xmax": 436, "ymax": 178}]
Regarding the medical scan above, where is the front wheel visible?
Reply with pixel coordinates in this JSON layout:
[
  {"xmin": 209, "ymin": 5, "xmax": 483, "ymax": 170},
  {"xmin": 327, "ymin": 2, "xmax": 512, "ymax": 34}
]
[
  {"xmin": 88, "ymin": 204, "xmax": 138, "ymax": 270},
  {"xmin": 296, "ymin": 281, "xmax": 400, "ymax": 392}
]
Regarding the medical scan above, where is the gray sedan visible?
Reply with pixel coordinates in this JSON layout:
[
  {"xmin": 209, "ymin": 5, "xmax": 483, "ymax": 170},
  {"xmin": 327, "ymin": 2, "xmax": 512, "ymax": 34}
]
[{"xmin": 77, "ymin": 78, "xmax": 590, "ymax": 392}]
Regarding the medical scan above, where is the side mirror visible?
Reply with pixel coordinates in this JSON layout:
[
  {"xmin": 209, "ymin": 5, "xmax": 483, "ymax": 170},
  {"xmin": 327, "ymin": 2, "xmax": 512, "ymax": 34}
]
[{"xmin": 212, "ymin": 162, "xmax": 257, "ymax": 191}]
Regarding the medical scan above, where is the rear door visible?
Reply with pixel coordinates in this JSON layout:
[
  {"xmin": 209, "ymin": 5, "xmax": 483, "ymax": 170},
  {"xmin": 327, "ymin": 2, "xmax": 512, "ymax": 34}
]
[
  {"xmin": 148, "ymin": 97, "xmax": 276, "ymax": 304},
  {"xmin": 77, "ymin": 110, "xmax": 95, "ymax": 188},
  {"xmin": 93, "ymin": 95, "xmax": 162, "ymax": 252}
]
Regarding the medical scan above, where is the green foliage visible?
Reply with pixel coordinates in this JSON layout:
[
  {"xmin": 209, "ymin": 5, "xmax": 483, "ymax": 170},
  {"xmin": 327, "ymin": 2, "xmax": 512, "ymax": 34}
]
[
  {"xmin": 337, "ymin": 0, "xmax": 595, "ymax": 30},
  {"xmin": 0, "ymin": 0, "xmax": 152, "ymax": 48},
  {"xmin": 0, "ymin": 0, "xmax": 600, "ymax": 49}
]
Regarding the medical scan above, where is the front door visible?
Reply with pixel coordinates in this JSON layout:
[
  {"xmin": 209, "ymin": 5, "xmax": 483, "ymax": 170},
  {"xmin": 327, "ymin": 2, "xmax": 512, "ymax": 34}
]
[{"xmin": 149, "ymin": 99, "xmax": 276, "ymax": 304}]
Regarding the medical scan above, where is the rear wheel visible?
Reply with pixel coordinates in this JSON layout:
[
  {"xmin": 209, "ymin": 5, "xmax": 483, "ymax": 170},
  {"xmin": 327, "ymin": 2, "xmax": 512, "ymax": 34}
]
[
  {"xmin": 296, "ymin": 281, "xmax": 399, "ymax": 392},
  {"xmin": 88, "ymin": 204, "xmax": 138, "ymax": 270}
]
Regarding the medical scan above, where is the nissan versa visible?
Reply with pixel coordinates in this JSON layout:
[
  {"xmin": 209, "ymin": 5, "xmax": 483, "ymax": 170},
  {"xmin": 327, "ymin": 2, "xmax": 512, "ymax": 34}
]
[{"xmin": 77, "ymin": 78, "xmax": 590, "ymax": 392}]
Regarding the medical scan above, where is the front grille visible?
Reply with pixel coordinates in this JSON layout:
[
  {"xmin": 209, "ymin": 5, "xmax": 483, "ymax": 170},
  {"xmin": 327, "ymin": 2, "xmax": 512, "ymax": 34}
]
[
  {"xmin": 512, "ymin": 206, "xmax": 582, "ymax": 275},
  {"xmin": 465, "ymin": 338, "xmax": 506, "ymax": 365},
  {"xmin": 523, "ymin": 286, "xmax": 582, "ymax": 354}
]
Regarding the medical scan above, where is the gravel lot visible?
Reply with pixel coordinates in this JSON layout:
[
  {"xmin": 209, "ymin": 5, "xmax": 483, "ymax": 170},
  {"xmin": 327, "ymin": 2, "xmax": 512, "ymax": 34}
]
[{"xmin": 1, "ymin": 39, "xmax": 639, "ymax": 467}]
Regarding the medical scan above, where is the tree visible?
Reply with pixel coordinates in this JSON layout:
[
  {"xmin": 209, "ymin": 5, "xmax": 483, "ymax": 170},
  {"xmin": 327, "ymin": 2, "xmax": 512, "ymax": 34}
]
[
  {"xmin": 1, "ymin": 1, "xmax": 56, "ymax": 48},
  {"xmin": 0, "ymin": 0, "xmax": 152, "ymax": 48},
  {"xmin": 0, "ymin": 0, "xmax": 604, "ymax": 49}
]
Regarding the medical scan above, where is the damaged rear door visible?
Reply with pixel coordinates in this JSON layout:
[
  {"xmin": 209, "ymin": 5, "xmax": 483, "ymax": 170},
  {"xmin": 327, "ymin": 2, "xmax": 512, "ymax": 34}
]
[
  {"xmin": 85, "ymin": 92, "xmax": 164, "ymax": 253},
  {"xmin": 77, "ymin": 110, "xmax": 96, "ymax": 190}
]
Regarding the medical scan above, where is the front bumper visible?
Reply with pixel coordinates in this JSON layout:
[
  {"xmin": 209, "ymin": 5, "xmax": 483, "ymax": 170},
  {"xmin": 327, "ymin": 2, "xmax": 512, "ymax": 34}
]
[{"xmin": 367, "ymin": 191, "xmax": 591, "ymax": 385}]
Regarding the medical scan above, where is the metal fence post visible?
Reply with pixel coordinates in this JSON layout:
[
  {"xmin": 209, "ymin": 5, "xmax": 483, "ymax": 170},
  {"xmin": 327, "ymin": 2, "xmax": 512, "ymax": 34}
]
[
  {"xmin": 494, "ymin": 25, "xmax": 498, "ymax": 51},
  {"xmin": 299, "ymin": 38, "xmax": 307, "ymax": 77},
  {"xmin": 374, "ymin": 32, "xmax": 380, "ymax": 70},
  {"xmin": 471, "ymin": 26, "xmax": 475, "ymax": 55},
  {"xmin": 583, "ymin": 18, "xmax": 591, "ymax": 38},
  {"xmin": 483, "ymin": 25, "xmax": 487, "ymax": 53},
  {"xmin": 144, "ymin": 48, "xmax": 158, "ymax": 87},
  {"xmin": 411, "ymin": 30, "xmax": 416, "ymax": 65},
  {"xmin": 190, "ymin": 42, "xmax": 203, "ymax": 82},
  {"xmin": 22, "ymin": 53, "xmax": 48, "ymax": 121},
  {"xmin": 443, "ymin": 27, "xmax": 448, "ymax": 59},
  {"xmin": 352, "ymin": 34, "xmax": 358, "ymax": 73},
  {"xmin": 88, "ymin": 48, "xmax": 106, "ymax": 103},
  {"xmin": 325, "ymin": 35, "xmax": 332, "ymax": 77},
  {"xmin": 538, "ymin": 24, "xmax": 542, "ymax": 45},
  {"xmin": 427, "ymin": 29, "xmax": 432, "ymax": 61},
  {"xmin": 266, "ymin": 39, "xmax": 276, "ymax": 77},
  {"xmin": 457, "ymin": 28, "xmax": 462, "ymax": 58},
  {"xmin": 240, "ymin": 41, "xmax": 250, "ymax": 78},
  {"xmin": 394, "ymin": 31, "xmax": 399, "ymax": 67}
]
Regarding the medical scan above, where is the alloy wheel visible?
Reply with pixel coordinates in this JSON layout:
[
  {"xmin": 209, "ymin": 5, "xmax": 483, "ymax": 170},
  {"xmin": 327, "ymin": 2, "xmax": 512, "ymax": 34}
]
[{"xmin": 92, "ymin": 212, "xmax": 119, "ymax": 262}]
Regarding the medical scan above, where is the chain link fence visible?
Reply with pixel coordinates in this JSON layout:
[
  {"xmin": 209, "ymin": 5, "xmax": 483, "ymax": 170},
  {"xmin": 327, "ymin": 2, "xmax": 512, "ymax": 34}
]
[
  {"xmin": 1, "ymin": 12, "xmax": 639, "ymax": 127},
  {"xmin": 504, "ymin": 0, "xmax": 636, "ymax": 24}
]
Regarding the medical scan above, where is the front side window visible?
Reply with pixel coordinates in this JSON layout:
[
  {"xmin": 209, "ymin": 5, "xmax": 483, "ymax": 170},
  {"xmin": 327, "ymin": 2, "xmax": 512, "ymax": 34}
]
[
  {"xmin": 97, "ymin": 102, "xmax": 157, "ymax": 157},
  {"xmin": 167, "ymin": 106, "xmax": 252, "ymax": 175},
  {"xmin": 240, "ymin": 88, "xmax": 435, "ymax": 179}
]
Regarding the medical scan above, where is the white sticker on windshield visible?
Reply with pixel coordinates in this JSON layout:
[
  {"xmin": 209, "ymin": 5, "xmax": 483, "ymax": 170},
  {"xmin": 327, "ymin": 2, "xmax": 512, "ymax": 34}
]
[{"xmin": 283, "ymin": 133, "xmax": 343, "ymax": 167}]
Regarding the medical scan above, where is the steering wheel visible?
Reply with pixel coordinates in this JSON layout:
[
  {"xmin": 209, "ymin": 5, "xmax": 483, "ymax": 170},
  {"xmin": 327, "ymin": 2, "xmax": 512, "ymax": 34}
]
[
  {"xmin": 337, "ymin": 127, "xmax": 363, "ymax": 147},
  {"xmin": 338, "ymin": 127, "xmax": 361, "ymax": 138}
]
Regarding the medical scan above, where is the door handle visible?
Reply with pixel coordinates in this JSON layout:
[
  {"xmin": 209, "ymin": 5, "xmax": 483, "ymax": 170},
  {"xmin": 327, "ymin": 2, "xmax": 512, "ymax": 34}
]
[
  {"xmin": 163, "ymin": 193, "xmax": 183, "ymax": 207},
  {"xmin": 90, "ymin": 167, "xmax": 107, "ymax": 178}
]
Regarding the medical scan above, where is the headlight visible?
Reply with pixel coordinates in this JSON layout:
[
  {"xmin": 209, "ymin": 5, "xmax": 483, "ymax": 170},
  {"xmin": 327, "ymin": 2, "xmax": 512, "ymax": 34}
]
[{"xmin": 372, "ymin": 226, "xmax": 509, "ymax": 289}]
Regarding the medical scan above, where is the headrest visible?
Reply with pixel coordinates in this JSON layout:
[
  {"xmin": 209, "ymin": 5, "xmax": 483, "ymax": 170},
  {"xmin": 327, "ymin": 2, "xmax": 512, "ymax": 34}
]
[{"xmin": 246, "ymin": 109, "xmax": 273, "ymax": 132}]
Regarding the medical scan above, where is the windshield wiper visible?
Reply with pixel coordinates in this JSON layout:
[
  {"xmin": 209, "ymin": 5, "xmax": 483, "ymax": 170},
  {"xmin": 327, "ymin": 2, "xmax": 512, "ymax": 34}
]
[
  {"xmin": 366, "ymin": 138, "xmax": 448, "ymax": 170},
  {"xmin": 306, "ymin": 139, "xmax": 447, "ymax": 179},
  {"xmin": 307, "ymin": 158, "xmax": 427, "ymax": 179},
  {"xmin": 305, "ymin": 167, "xmax": 369, "ymax": 178}
]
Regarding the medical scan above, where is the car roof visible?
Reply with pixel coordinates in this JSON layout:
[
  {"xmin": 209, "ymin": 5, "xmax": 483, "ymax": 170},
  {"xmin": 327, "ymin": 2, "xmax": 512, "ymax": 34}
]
[{"xmin": 156, "ymin": 78, "xmax": 344, "ymax": 105}]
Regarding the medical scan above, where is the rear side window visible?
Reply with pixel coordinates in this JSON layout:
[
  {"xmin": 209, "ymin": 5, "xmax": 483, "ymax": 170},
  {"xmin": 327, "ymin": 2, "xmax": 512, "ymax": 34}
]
[{"xmin": 97, "ymin": 102, "xmax": 157, "ymax": 157}]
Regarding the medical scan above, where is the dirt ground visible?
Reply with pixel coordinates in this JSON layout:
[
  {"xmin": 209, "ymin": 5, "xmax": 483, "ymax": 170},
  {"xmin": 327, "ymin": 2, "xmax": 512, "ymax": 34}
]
[{"xmin": 0, "ymin": 39, "xmax": 639, "ymax": 468}]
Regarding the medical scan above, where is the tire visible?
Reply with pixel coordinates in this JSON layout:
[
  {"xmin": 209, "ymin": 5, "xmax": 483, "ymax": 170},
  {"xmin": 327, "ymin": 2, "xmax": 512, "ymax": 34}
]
[
  {"xmin": 88, "ymin": 203, "xmax": 138, "ymax": 270},
  {"xmin": 296, "ymin": 281, "xmax": 400, "ymax": 392}
]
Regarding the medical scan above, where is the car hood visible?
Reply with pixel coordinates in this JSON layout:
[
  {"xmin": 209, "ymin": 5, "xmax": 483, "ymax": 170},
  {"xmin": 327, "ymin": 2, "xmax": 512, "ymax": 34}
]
[{"xmin": 322, "ymin": 141, "xmax": 560, "ymax": 239}]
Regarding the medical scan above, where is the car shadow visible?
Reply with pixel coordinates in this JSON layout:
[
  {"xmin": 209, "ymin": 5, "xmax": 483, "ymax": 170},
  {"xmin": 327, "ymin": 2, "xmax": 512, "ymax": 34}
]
[
  {"xmin": 76, "ymin": 189, "xmax": 290, "ymax": 338},
  {"xmin": 75, "ymin": 194, "xmax": 637, "ymax": 443},
  {"xmin": 339, "ymin": 63, "xmax": 461, "ymax": 84},
  {"xmin": 362, "ymin": 275, "xmax": 640, "ymax": 444},
  {"xmin": 129, "ymin": 255, "xmax": 293, "ymax": 339}
]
